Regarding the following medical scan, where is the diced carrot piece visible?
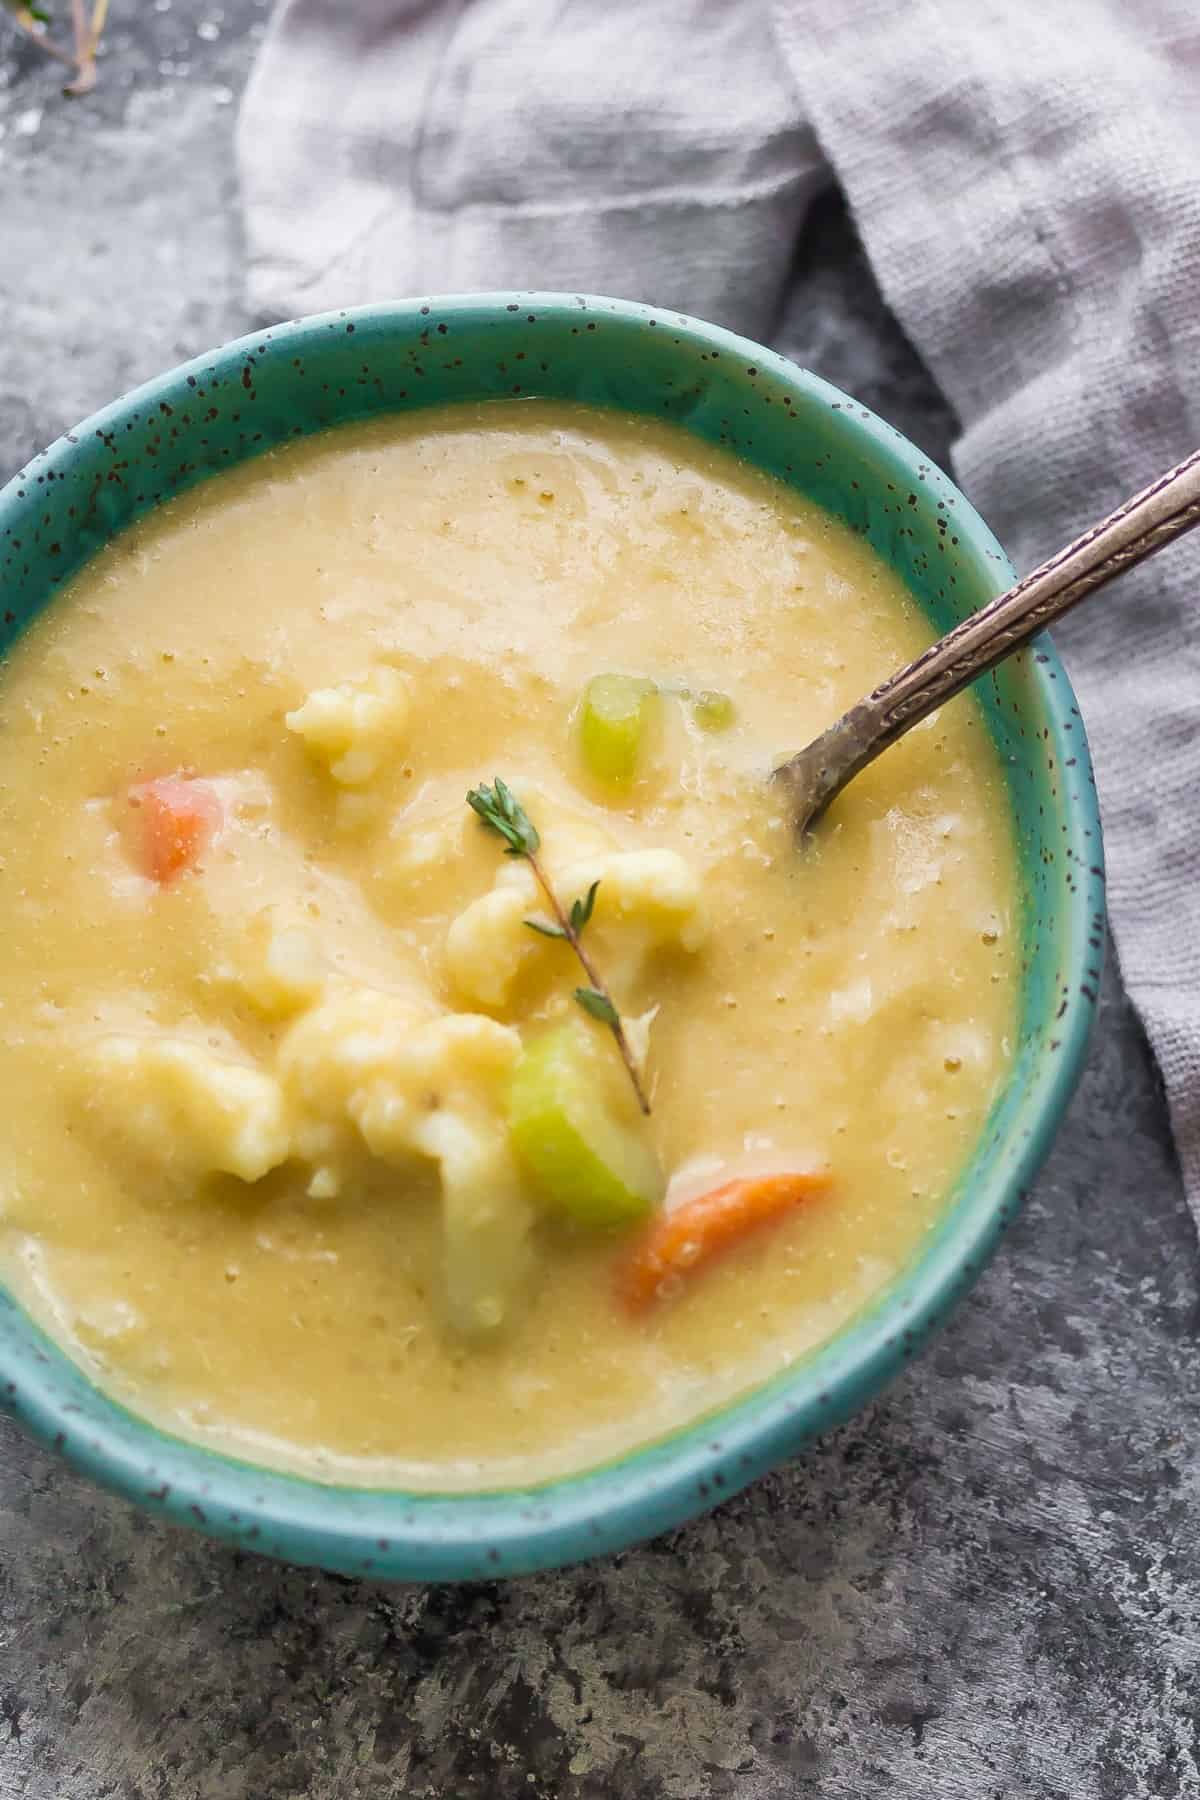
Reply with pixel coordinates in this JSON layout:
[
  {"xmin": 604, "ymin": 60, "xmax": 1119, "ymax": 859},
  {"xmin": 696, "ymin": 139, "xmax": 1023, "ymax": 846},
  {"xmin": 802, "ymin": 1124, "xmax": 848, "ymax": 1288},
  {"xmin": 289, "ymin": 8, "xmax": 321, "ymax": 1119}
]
[
  {"xmin": 128, "ymin": 775, "xmax": 221, "ymax": 884},
  {"xmin": 620, "ymin": 1170, "xmax": 830, "ymax": 1311}
]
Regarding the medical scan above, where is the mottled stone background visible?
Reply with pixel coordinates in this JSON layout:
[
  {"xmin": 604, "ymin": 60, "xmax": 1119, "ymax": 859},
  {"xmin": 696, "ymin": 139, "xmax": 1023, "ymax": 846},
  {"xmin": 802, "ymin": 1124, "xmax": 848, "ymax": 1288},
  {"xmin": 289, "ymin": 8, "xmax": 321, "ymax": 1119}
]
[{"xmin": 2, "ymin": 8, "xmax": 1198, "ymax": 1797}]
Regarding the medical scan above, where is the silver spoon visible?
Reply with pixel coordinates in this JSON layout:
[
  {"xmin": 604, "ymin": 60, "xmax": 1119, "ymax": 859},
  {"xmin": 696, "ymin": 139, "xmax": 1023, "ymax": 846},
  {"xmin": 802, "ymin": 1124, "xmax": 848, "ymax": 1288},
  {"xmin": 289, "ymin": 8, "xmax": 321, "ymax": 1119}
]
[{"xmin": 774, "ymin": 446, "xmax": 1200, "ymax": 834}]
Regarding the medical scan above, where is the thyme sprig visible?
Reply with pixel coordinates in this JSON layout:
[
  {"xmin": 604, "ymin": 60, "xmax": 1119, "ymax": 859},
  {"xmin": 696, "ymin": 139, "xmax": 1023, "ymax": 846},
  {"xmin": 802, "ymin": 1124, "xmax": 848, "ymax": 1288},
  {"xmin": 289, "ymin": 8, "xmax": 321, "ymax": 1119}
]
[
  {"xmin": 3, "ymin": 0, "xmax": 110, "ymax": 96},
  {"xmin": 466, "ymin": 778, "xmax": 651, "ymax": 1114}
]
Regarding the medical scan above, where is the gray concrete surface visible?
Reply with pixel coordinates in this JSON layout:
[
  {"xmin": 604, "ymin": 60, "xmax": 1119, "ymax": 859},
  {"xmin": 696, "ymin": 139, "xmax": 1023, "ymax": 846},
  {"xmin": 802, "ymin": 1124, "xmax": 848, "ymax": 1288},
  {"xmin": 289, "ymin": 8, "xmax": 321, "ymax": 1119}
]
[{"xmin": 2, "ymin": 8, "xmax": 1198, "ymax": 1798}]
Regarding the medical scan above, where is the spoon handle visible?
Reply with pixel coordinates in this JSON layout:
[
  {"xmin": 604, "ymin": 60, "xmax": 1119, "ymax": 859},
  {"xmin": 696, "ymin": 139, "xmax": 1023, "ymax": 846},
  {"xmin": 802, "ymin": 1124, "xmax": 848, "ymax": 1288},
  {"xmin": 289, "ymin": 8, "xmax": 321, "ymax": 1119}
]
[
  {"xmin": 860, "ymin": 445, "xmax": 1200, "ymax": 743},
  {"xmin": 776, "ymin": 445, "xmax": 1200, "ymax": 831}
]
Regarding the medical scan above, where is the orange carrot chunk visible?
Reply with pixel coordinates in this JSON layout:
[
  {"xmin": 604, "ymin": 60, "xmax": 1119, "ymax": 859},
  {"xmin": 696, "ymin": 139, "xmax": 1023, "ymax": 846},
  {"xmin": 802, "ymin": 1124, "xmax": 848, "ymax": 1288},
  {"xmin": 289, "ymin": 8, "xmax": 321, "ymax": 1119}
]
[
  {"xmin": 620, "ymin": 1170, "xmax": 830, "ymax": 1311},
  {"xmin": 129, "ymin": 775, "xmax": 221, "ymax": 884}
]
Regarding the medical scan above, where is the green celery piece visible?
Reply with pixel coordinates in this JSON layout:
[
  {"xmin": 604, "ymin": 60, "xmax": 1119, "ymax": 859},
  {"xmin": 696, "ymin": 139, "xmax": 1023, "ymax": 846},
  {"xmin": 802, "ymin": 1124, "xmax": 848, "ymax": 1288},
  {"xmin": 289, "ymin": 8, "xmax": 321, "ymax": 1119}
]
[
  {"xmin": 508, "ymin": 1026, "xmax": 663, "ymax": 1228},
  {"xmin": 578, "ymin": 673, "xmax": 657, "ymax": 786},
  {"xmin": 692, "ymin": 689, "xmax": 736, "ymax": 732}
]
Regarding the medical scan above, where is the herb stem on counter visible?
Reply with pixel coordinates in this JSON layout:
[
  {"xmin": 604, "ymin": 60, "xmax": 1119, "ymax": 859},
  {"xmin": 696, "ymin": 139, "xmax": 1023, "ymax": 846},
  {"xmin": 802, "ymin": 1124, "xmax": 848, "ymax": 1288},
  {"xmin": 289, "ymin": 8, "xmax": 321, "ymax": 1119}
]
[
  {"xmin": 3, "ymin": 0, "xmax": 109, "ymax": 92},
  {"xmin": 466, "ymin": 778, "xmax": 652, "ymax": 1115}
]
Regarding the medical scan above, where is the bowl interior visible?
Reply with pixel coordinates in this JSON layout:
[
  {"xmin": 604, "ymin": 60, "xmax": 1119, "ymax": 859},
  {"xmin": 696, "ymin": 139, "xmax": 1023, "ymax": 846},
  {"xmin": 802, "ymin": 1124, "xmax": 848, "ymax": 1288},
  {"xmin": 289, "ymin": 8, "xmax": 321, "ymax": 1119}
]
[{"xmin": 0, "ymin": 295, "xmax": 1103, "ymax": 1579}]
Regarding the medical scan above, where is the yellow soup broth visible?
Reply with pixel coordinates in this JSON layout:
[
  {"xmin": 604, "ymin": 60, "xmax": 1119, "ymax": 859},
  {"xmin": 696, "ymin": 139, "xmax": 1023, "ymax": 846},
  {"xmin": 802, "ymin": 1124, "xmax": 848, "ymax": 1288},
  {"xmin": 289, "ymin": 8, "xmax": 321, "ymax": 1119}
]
[{"xmin": 0, "ymin": 404, "xmax": 1017, "ymax": 1488}]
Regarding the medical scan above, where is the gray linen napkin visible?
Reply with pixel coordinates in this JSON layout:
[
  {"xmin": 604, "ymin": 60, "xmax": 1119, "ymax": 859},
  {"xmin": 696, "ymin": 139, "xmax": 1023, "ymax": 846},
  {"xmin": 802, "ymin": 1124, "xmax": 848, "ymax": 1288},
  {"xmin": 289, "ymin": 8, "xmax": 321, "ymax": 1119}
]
[{"xmin": 238, "ymin": 0, "xmax": 1200, "ymax": 1208}]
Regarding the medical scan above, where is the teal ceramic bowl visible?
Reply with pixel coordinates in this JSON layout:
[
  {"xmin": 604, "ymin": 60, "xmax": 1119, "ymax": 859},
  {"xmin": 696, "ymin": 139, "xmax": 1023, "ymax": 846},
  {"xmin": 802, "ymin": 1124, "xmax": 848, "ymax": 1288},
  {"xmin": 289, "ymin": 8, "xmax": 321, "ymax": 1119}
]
[{"xmin": 0, "ymin": 295, "xmax": 1103, "ymax": 1580}]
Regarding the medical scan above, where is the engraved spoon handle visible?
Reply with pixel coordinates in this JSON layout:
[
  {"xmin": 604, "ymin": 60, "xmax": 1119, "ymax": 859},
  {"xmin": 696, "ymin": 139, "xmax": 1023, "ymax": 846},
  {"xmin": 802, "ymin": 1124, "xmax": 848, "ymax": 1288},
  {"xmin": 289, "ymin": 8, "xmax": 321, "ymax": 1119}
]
[{"xmin": 776, "ymin": 446, "xmax": 1200, "ymax": 832}]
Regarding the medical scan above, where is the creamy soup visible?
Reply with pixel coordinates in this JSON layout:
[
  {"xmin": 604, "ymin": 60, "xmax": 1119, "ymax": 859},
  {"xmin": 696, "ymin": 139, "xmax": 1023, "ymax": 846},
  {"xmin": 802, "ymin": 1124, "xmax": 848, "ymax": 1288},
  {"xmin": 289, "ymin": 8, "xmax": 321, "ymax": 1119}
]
[{"xmin": 0, "ymin": 404, "xmax": 1016, "ymax": 1488}]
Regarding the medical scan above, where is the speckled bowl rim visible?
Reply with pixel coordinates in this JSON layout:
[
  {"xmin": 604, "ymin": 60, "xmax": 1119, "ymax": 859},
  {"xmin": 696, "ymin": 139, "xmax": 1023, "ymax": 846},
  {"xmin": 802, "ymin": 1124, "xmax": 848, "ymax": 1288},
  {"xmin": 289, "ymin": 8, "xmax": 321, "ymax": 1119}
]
[{"xmin": 0, "ymin": 294, "xmax": 1104, "ymax": 1581}]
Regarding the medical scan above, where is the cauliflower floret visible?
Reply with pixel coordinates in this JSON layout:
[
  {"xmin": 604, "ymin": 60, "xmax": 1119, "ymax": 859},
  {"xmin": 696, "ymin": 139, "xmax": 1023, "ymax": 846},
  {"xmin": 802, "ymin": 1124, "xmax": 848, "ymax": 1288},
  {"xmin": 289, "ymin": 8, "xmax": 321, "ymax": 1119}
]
[
  {"xmin": 349, "ymin": 1013, "xmax": 531, "ymax": 1333},
  {"xmin": 227, "ymin": 906, "xmax": 328, "ymax": 1018},
  {"xmin": 277, "ymin": 993, "xmax": 530, "ymax": 1332},
  {"xmin": 438, "ymin": 1146, "xmax": 533, "ymax": 1336},
  {"xmin": 445, "ymin": 847, "xmax": 707, "ymax": 1011},
  {"xmin": 278, "ymin": 991, "xmax": 519, "ymax": 1179},
  {"xmin": 383, "ymin": 782, "xmax": 611, "ymax": 903},
  {"xmin": 384, "ymin": 811, "xmax": 466, "ymax": 885},
  {"xmin": 445, "ymin": 883, "xmax": 536, "ymax": 1009},
  {"xmin": 285, "ymin": 666, "xmax": 411, "ymax": 787},
  {"xmin": 348, "ymin": 1012, "xmax": 521, "ymax": 1162},
  {"xmin": 559, "ymin": 849, "xmax": 707, "ymax": 949},
  {"xmin": 85, "ymin": 1035, "xmax": 291, "ymax": 1184},
  {"xmin": 488, "ymin": 798, "xmax": 614, "ymax": 892},
  {"xmin": 276, "ymin": 986, "xmax": 429, "ymax": 1177}
]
